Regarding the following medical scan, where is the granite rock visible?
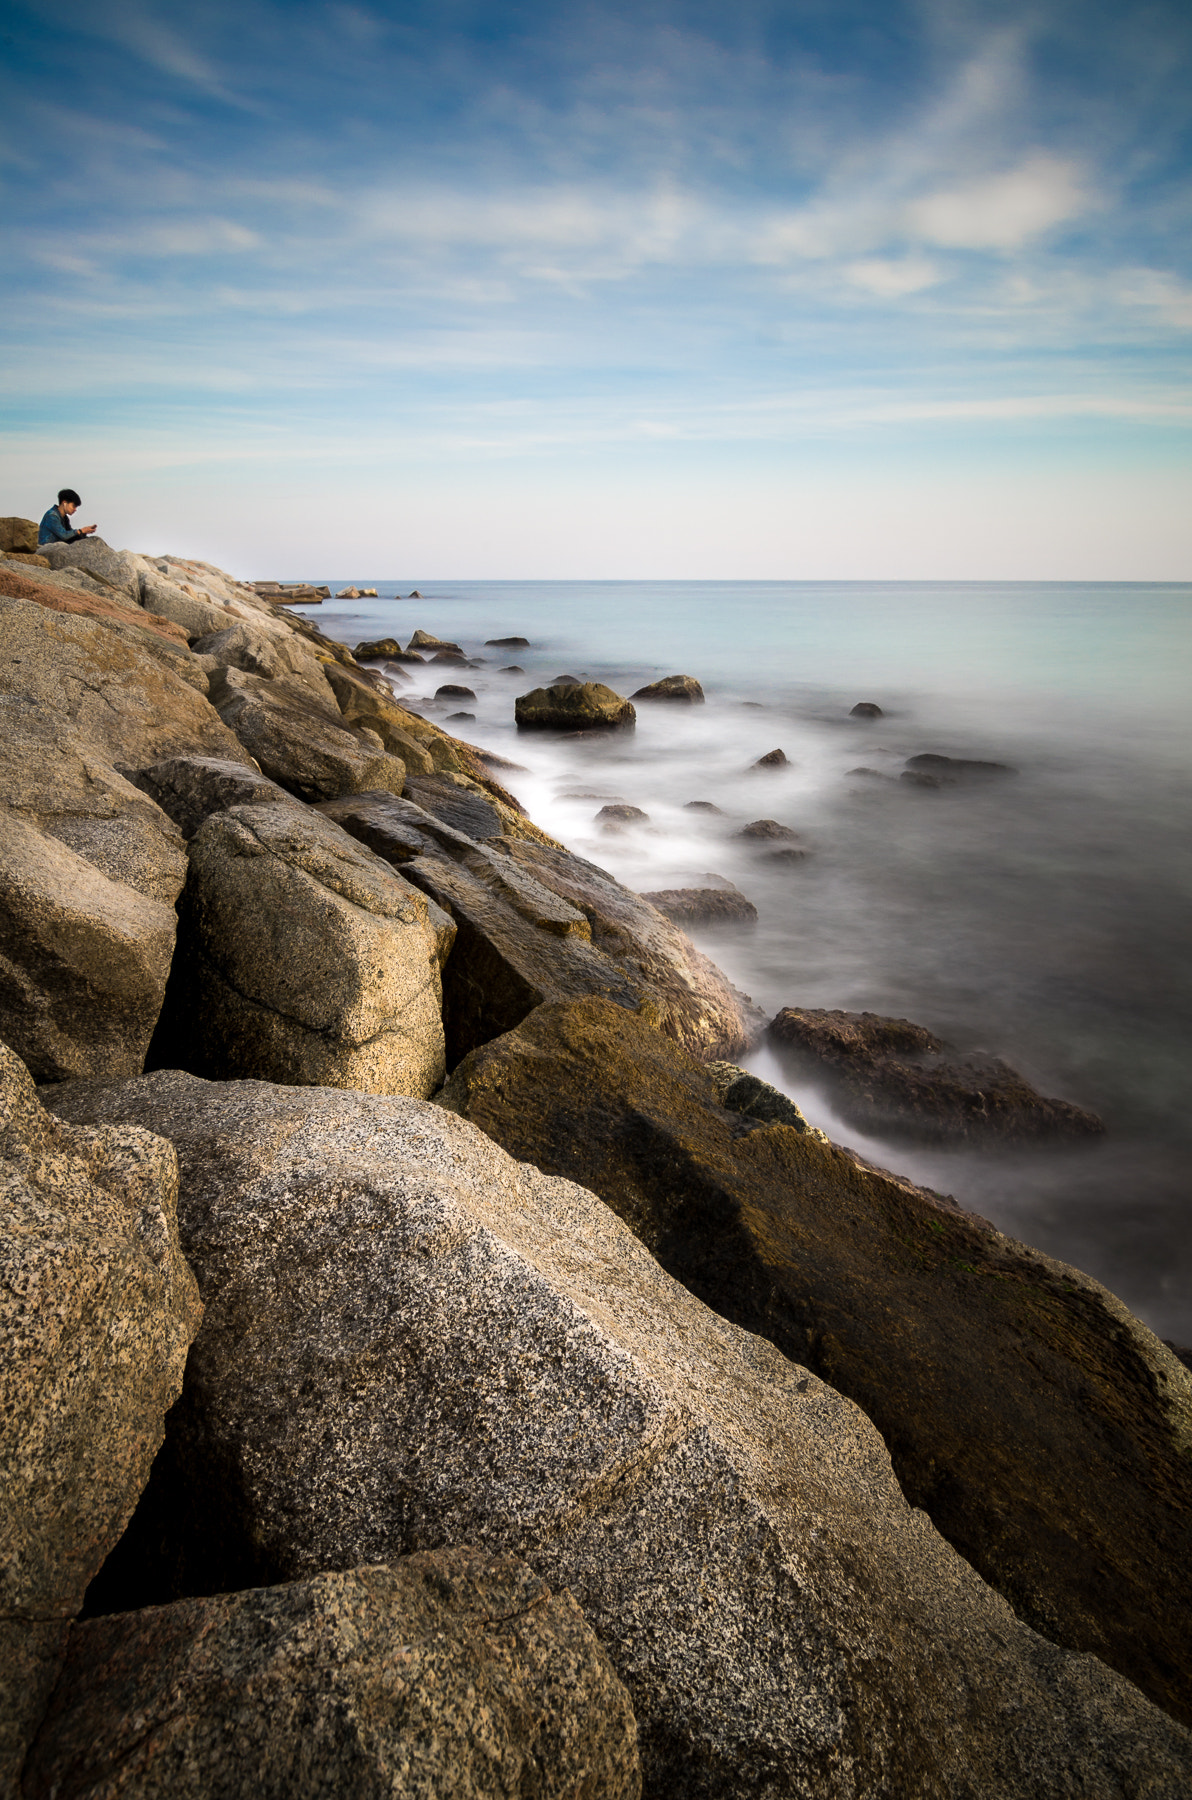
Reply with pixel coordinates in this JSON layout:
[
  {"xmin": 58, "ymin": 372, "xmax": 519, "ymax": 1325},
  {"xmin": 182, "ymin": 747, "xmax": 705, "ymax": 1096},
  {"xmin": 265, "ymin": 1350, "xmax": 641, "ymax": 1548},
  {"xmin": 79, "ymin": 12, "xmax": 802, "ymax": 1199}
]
[
  {"xmin": 0, "ymin": 520, "xmax": 38, "ymax": 555},
  {"xmin": 210, "ymin": 665, "xmax": 408, "ymax": 802},
  {"xmin": 637, "ymin": 887, "xmax": 758, "ymax": 926},
  {"xmin": 630, "ymin": 674, "xmax": 705, "ymax": 703},
  {"xmin": 515, "ymin": 682, "xmax": 635, "ymax": 732}
]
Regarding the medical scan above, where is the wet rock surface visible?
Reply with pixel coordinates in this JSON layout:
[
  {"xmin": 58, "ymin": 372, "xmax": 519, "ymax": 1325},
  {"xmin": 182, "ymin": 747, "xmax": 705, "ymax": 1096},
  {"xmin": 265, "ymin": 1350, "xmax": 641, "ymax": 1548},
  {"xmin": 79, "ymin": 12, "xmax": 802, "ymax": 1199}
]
[
  {"xmin": 850, "ymin": 701, "xmax": 884, "ymax": 717},
  {"xmin": 902, "ymin": 751, "xmax": 1017, "ymax": 787},
  {"xmin": 25, "ymin": 1551, "xmax": 640, "ymax": 1800},
  {"xmin": 439, "ymin": 995, "xmax": 1192, "ymax": 1729},
  {"xmin": 43, "ymin": 1067, "xmax": 1192, "ymax": 1798},
  {"xmin": 630, "ymin": 674, "xmax": 705, "ymax": 703},
  {"xmin": 515, "ymin": 681, "xmax": 636, "ymax": 732},
  {"xmin": 750, "ymin": 746, "xmax": 788, "ymax": 768},
  {"xmin": 769, "ymin": 1006, "xmax": 1106, "ymax": 1142},
  {"xmin": 638, "ymin": 886, "xmax": 758, "ymax": 925}
]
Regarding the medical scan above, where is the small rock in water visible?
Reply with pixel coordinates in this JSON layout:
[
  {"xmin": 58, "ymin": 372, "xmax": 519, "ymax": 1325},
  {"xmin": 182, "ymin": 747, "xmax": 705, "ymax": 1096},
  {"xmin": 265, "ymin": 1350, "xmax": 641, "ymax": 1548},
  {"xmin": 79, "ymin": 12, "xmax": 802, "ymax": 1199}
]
[
  {"xmin": 409, "ymin": 630, "xmax": 461, "ymax": 651},
  {"xmin": 432, "ymin": 650, "xmax": 470, "ymax": 666},
  {"xmin": 740, "ymin": 701, "xmax": 764, "ymax": 709},
  {"xmin": 516, "ymin": 683, "xmax": 636, "ymax": 733},
  {"xmin": 850, "ymin": 701, "xmax": 884, "ymax": 718},
  {"xmin": 751, "ymin": 747, "xmax": 789, "ymax": 769},
  {"xmin": 353, "ymin": 637, "xmax": 401, "ymax": 659},
  {"xmin": 337, "ymin": 586, "xmax": 361, "ymax": 599},
  {"xmin": 640, "ymin": 886, "xmax": 758, "ymax": 925},
  {"xmin": 447, "ymin": 711, "xmax": 476, "ymax": 722},
  {"xmin": 902, "ymin": 752, "xmax": 1017, "ymax": 786},
  {"xmin": 435, "ymin": 684, "xmax": 476, "ymax": 700},
  {"xmin": 736, "ymin": 818, "xmax": 800, "ymax": 842},
  {"xmin": 501, "ymin": 665, "xmax": 526, "ymax": 674},
  {"xmin": 552, "ymin": 674, "xmax": 583, "ymax": 686},
  {"xmin": 596, "ymin": 804, "xmax": 650, "ymax": 824},
  {"xmin": 631, "ymin": 674, "xmax": 705, "ymax": 704},
  {"xmin": 486, "ymin": 635, "xmax": 531, "ymax": 647},
  {"xmin": 360, "ymin": 587, "xmax": 378, "ymax": 597},
  {"xmin": 408, "ymin": 589, "xmax": 422, "ymax": 597},
  {"xmin": 684, "ymin": 800, "xmax": 724, "ymax": 813},
  {"xmin": 847, "ymin": 766, "xmax": 894, "ymax": 781}
]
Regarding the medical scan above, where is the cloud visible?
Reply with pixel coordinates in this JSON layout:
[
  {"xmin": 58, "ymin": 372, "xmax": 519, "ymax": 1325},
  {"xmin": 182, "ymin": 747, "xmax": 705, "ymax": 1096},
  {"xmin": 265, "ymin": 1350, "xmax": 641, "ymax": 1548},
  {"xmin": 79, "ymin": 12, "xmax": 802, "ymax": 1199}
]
[
  {"xmin": 904, "ymin": 154, "xmax": 1090, "ymax": 250},
  {"xmin": 846, "ymin": 256, "xmax": 943, "ymax": 297}
]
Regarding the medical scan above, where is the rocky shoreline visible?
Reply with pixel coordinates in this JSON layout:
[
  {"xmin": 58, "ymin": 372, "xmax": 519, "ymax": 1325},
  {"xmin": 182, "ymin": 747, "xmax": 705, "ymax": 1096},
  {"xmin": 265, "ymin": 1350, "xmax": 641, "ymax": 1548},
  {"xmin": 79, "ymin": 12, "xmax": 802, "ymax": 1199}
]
[{"xmin": 2, "ymin": 530, "xmax": 1191, "ymax": 1797}]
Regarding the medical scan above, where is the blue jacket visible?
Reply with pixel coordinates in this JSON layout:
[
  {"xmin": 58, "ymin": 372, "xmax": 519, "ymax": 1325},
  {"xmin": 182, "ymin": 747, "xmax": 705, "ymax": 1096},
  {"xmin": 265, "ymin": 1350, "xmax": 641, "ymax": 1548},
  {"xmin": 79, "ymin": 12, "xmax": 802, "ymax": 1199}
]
[{"xmin": 39, "ymin": 506, "xmax": 81, "ymax": 545}]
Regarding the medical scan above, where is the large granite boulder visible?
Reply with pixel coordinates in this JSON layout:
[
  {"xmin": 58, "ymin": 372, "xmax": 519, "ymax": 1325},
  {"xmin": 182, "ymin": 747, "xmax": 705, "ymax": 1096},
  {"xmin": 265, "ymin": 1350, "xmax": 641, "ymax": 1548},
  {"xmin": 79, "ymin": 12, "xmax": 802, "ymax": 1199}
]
[
  {"xmin": 515, "ymin": 682, "xmax": 635, "ymax": 731},
  {"xmin": 43, "ymin": 1069, "xmax": 1192, "ymax": 1797},
  {"xmin": 638, "ymin": 886, "xmax": 758, "ymax": 925},
  {"xmin": 0, "ymin": 596, "xmax": 245, "ymax": 1078},
  {"xmin": 0, "ymin": 519, "xmax": 38, "ymax": 554},
  {"xmin": 438, "ymin": 996, "xmax": 1192, "ymax": 1727},
  {"xmin": 0, "ymin": 564, "xmax": 189, "ymax": 648},
  {"xmin": 131, "ymin": 756, "xmax": 294, "ymax": 841},
  {"xmin": 0, "ymin": 1041, "xmax": 200, "ymax": 1786},
  {"xmin": 35, "ymin": 538, "xmax": 147, "ymax": 603},
  {"xmin": 210, "ymin": 665, "xmax": 408, "ymax": 802},
  {"xmin": 769, "ymin": 1006, "xmax": 1105, "ymax": 1142},
  {"xmin": 150, "ymin": 803, "xmax": 447, "ymax": 1096},
  {"xmin": 24, "ymin": 1551, "xmax": 640, "ymax": 1800},
  {"xmin": 191, "ymin": 621, "xmax": 338, "ymax": 702}
]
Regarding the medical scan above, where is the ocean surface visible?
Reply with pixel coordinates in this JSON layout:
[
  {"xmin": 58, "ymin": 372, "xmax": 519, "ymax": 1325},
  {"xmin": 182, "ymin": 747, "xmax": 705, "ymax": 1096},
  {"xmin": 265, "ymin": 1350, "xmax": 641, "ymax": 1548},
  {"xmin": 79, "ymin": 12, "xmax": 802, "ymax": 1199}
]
[{"xmin": 292, "ymin": 579, "xmax": 1192, "ymax": 1343}]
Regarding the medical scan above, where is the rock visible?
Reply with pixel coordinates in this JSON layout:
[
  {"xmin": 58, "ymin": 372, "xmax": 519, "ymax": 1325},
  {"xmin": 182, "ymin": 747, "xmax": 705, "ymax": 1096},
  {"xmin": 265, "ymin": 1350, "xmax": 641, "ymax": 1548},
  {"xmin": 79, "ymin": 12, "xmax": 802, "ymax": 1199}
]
[
  {"xmin": 846, "ymin": 766, "xmax": 895, "ymax": 781},
  {"xmin": 0, "ymin": 596, "xmax": 243, "ymax": 1078},
  {"xmin": 336, "ymin": 585, "xmax": 361, "ymax": 598},
  {"xmin": 596, "ymin": 804, "xmax": 649, "ymax": 824},
  {"xmin": 130, "ymin": 756, "xmax": 292, "ymax": 840},
  {"xmin": 734, "ymin": 818, "xmax": 800, "ymax": 841},
  {"xmin": 630, "ymin": 674, "xmax": 705, "ymax": 703},
  {"xmin": 381, "ymin": 660, "xmax": 412, "ymax": 683},
  {"xmin": 683, "ymin": 800, "xmax": 723, "ymax": 813},
  {"xmin": 438, "ymin": 995, "xmax": 1192, "ymax": 1730},
  {"xmin": 435, "ymin": 683, "xmax": 476, "ymax": 700},
  {"xmin": 360, "ymin": 587, "xmax": 378, "ymax": 597},
  {"xmin": 408, "ymin": 589, "xmax": 422, "ymax": 598},
  {"xmin": 0, "ymin": 564, "xmax": 189, "ymax": 648},
  {"xmin": 551, "ymin": 674, "xmax": 582, "ymax": 686},
  {"xmin": 903, "ymin": 752, "xmax": 1017, "ymax": 785},
  {"xmin": 515, "ymin": 682, "xmax": 636, "ymax": 733},
  {"xmin": 191, "ymin": 622, "xmax": 337, "ymax": 703},
  {"xmin": 353, "ymin": 636, "xmax": 401, "ymax": 658},
  {"xmin": 638, "ymin": 887, "xmax": 758, "ymax": 925},
  {"xmin": 0, "ymin": 518, "xmax": 38, "ymax": 554},
  {"xmin": 850, "ymin": 701, "xmax": 884, "ymax": 718},
  {"xmin": 319, "ymin": 662, "xmax": 440, "ymax": 775},
  {"xmin": 750, "ymin": 747, "xmax": 789, "ymax": 769},
  {"xmin": 768, "ymin": 1007, "xmax": 1105, "ymax": 1143},
  {"xmin": 490, "ymin": 836, "xmax": 762, "ymax": 1060},
  {"xmin": 25, "ymin": 1551, "xmax": 640, "ymax": 1800},
  {"xmin": 447, "ymin": 710, "xmax": 476, "ymax": 722},
  {"xmin": 210, "ymin": 665, "xmax": 408, "ymax": 802},
  {"xmin": 486, "ymin": 635, "xmax": 530, "ymax": 647},
  {"xmin": 0, "ymin": 1041, "xmax": 200, "ymax": 1782},
  {"xmin": 409, "ymin": 631, "xmax": 460, "ymax": 651},
  {"xmin": 44, "ymin": 1068, "xmax": 1192, "ymax": 1796},
  {"xmin": 431, "ymin": 650, "xmax": 471, "ymax": 666},
  {"xmin": 35, "ymin": 538, "xmax": 146, "ymax": 603},
  {"xmin": 704, "ymin": 1058, "xmax": 826, "ymax": 1135},
  {"xmin": 148, "ymin": 803, "xmax": 447, "ymax": 1096},
  {"xmin": 500, "ymin": 664, "xmax": 525, "ymax": 673},
  {"xmin": 137, "ymin": 572, "xmax": 237, "ymax": 640}
]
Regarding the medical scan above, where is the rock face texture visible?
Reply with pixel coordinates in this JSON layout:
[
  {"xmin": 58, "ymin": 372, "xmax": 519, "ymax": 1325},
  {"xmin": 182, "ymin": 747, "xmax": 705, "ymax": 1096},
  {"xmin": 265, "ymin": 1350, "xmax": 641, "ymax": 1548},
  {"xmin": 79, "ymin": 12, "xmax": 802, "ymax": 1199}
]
[
  {"xmin": 437, "ymin": 996, "xmax": 1192, "ymax": 1728},
  {"xmin": 902, "ymin": 752, "xmax": 1016, "ymax": 786},
  {"xmin": 0, "ymin": 520, "xmax": 38, "ymax": 555},
  {"xmin": 0, "ymin": 1042, "xmax": 200, "ymax": 1785},
  {"xmin": 638, "ymin": 887, "xmax": 758, "ymax": 925},
  {"xmin": 769, "ymin": 1006, "xmax": 1105, "ymax": 1142},
  {"xmin": 149, "ymin": 803, "xmax": 447, "ymax": 1097},
  {"xmin": 630, "ymin": 675, "xmax": 705, "ymax": 703},
  {"xmin": 35, "ymin": 538, "xmax": 147, "ymax": 603},
  {"xmin": 25, "ymin": 1551, "xmax": 640, "ymax": 1800},
  {"xmin": 131, "ymin": 756, "xmax": 293, "ymax": 841},
  {"xmin": 210, "ymin": 665, "xmax": 408, "ymax": 802},
  {"xmin": 43, "ymin": 1070, "xmax": 1192, "ymax": 1798},
  {"xmin": 0, "ymin": 596, "xmax": 244, "ymax": 1079},
  {"xmin": 515, "ymin": 682, "xmax": 635, "ymax": 732}
]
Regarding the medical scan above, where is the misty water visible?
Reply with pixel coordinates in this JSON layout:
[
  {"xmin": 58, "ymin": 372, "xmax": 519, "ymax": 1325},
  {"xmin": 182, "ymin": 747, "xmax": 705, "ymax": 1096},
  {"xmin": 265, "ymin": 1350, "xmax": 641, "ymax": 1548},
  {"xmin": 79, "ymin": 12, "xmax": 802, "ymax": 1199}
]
[{"xmin": 295, "ymin": 579, "xmax": 1192, "ymax": 1343}]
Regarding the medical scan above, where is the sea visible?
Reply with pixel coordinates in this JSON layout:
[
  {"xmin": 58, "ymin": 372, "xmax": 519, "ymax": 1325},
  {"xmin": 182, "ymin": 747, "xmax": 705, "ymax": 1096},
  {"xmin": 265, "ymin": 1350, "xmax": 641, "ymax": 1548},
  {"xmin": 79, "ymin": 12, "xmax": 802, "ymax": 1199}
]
[{"xmin": 290, "ymin": 579, "xmax": 1192, "ymax": 1344}]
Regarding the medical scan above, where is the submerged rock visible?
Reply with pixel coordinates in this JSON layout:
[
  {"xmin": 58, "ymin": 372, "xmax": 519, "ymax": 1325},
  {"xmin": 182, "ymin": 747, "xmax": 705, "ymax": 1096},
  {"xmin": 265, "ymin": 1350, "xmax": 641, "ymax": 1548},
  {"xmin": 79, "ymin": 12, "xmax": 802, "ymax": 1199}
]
[
  {"xmin": 750, "ymin": 746, "xmax": 788, "ymax": 769},
  {"xmin": 485, "ymin": 635, "xmax": 530, "ymax": 647},
  {"xmin": 902, "ymin": 751, "xmax": 1017, "ymax": 786},
  {"xmin": 638, "ymin": 886, "xmax": 758, "ymax": 925},
  {"xmin": 515, "ymin": 682, "xmax": 635, "ymax": 732},
  {"xmin": 850, "ymin": 701, "xmax": 884, "ymax": 718},
  {"xmin": 735, "ymin": 818, "xmax": 801, "ymax": 843},
  {"xmin": 435, "ymin": 683, "xmax": 476, "ymax": 700},
  {"xmin": 46, "ymin": 1068, "xmax": 1192, "ymax": 1796},
  {"xmin": 0, "ymin": 1042, "xmax": 200, "ymax": 1783},
  {"xmin": 25, "ymin": 1552, "xmax": 640, "ymax": 1800},
  {"xmin": 768, "ymin": 1006, "xmax": 1105, "ymax": 1143},
  {"xmin": 683, "ymin": 800, "xmax": 723, "ymax": 813},
  {"xmin": 631, "ymin": 674, "xmax": 705, "ymax": 703},
  {"xmin": 596, "ymin": 804, "xmax": 649, "ymax": 824},
  {"xmin": 439, "ymin": 995, "xmax": 1192, "ymax": 1730}
]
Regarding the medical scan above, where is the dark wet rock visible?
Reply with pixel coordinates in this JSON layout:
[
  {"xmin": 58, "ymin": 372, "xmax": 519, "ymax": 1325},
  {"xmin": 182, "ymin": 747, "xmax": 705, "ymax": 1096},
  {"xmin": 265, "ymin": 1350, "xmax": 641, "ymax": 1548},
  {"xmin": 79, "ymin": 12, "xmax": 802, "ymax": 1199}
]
[
  {"xmin": 486, "ymin": 635, "xmax": 530, "ymax": 647},
  {"xmin": 44, "ymin": 1067, "xmax": 1192, "ymax": 1794},
  {"xmin": 500, "ymin": 664, "xmax": 525, "ymax": 673},
  {"xmin": 740, "ymin": 700, "xmax": 764, "ymax": 708},
  {"xmin": 768, "ymin": 1007, "xmax": 1105, "ymax": 1145},
  {"xmin": 705, "ymin": 1059, "xmax": 825, "ymax": 1135},
  {"xmin": 850, "ymin": 701, "xmax": 884, "ymax": 718},
  {"xmin": 847, "ymin": 766, "xmax": 896, "ymax": 781},
  {"xmin": 596, "ymin": 804, "xmax": 649, "ymax": 824},
  {"xmin": 431, "ymin": 650, "xmax": 470, "ymax": 666},
  {"xmin": 25, "ymin": 1552, "xmax": 640, "ymax": 1800},
  {"xmin": 631, "ymin": 674, "xmax": 705, "ymax": 704},
  {"xmin": 735, "ymin": 818, "xmax": 801, "ymax": 842},
  {"xmin": 684, "ymin": 800, "xmax": 724, "ymax": 813},
  {"xmin": 437, "ymin": 995, "xmax": 1192, "ymax": 1732},
  {"xmin": 131, "ymin": 756, "xmax": 292, "ymax": 840},
  {"xmin": 409, "ymin": 631, "xmax": 461, "ymax": 652},
  {"xmin": 1165, "ymin": 1340, "xmax": 1192, "ymax": 1372},
  {"xmin": 408, "ymin": 589, "xmax": 422, "ymax": 597},
  {"xmin": 639, "ymin": 887, "xmax": 758, "ymax": 926},
  {"xmin": 903, "ymin": 752, "xmax": 1017, "ymax": 786},
  {"xmin": 751, "ymin": 747, "xmax": 788, "ymax": 768},
  {"xmin": 387, "ymin": 649, "xmax": 427, "ymax": 664},
  {"xmin": 515, "ymin": 682, "xmax": 636, "ymax": 733},
  {"xmin": 435, "ymin": 683, "xmax": 476, "ymax": 700},
  {"xmin": 551, "ymin": 673, "xmax": 582, "ymax": 686},
  {"xmin": 0, "ymin": 1042, "xmax": 200, "ymax": 1784},
  {"xmin": 447, "ymin": 710, "xmax": 476, "ymax": 722}
]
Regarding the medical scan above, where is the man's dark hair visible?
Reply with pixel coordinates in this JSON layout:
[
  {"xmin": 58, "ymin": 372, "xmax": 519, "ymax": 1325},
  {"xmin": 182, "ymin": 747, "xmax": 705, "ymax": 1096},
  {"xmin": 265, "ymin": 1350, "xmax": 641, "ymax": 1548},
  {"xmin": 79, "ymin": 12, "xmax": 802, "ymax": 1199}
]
[{"xmin": 57, "ymin": 488, "xmax": 82, "ymax": 506}]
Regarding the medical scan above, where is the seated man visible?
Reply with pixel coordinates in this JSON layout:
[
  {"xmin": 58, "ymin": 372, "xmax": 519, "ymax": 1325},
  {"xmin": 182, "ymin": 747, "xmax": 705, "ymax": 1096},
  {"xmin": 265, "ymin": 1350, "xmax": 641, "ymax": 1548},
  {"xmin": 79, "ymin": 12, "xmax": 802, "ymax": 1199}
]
[{"xmin": 39, "ymin": 488, "xmax": 98, "ymax": 546}]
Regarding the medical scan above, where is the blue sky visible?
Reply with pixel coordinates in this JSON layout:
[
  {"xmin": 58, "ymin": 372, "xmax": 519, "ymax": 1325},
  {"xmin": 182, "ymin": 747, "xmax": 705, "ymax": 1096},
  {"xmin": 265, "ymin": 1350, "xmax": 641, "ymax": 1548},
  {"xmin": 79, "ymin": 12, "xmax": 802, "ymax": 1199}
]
[{"xmin": 2, "ymin": 0, "xmax": 1190, "ymax": 576}]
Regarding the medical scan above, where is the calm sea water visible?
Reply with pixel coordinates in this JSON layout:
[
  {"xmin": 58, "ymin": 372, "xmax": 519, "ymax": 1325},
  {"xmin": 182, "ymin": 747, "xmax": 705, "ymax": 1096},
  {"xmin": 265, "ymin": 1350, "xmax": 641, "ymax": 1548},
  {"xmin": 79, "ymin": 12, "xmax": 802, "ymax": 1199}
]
[{"xmin": 296, "ymin": 580, "xmax": 1192, "ymax": 1342}]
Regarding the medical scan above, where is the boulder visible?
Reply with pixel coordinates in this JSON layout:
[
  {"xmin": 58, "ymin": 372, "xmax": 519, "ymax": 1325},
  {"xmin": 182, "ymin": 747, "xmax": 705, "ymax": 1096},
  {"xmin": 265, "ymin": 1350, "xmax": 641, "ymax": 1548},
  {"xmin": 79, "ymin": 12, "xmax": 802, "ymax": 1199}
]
[
  {"xmin": 191, "ymin": 622, "xmax": 337, "ymax": 702},
  {"xmin": 43, "ymin": 1069, "xmax": 1192, "ymax": 1797},
  {"xmin": 850, "ymin": 701, "xmax": 884, "ymax": 718},
  {"xmin": 25, "ymin": 1552, "xmax": 640, "ymax": 1800},
  {"xmin": 408, "ymin": 630, "xmax": 460, "ymax": 650},
  {"xmin": 320, "ymin": 662, "xmax": 448, "ymax": 776},
  {"xmin": 149, "ymin": 802, "xmax": 447, "ymax": 1097},
  {"xmin": 683, "ymin": 800, "xmax": 723, "ymax": 813},
  {"xmin": 447, "ymin": 710, "xmax": 475, "ymax": 722},
  {"xmin": 750, "ymin": 747, "xmax": 788, "ymax": 769},
  {"xmin": 630, "ymin": 674, "xmax": 705, "ymax": 703},
  {"xmin": 485, "ymin": 635, "xmax": 530, "ymax": 647},
  {"xmin": 0, "ymin": 518, "xmax": 38, "ymax": 555},
  {"xmin": 704, "ymin": 1058, "xmax": 826, "ymax": 1136},
  {"xmin": 768, "ymin": 1006, "xmax": 1105, "ymax": 1142},
  {"xmin": 0, "ymin": 1042, "xmax": 200, "ymax": 1783},
  {"xmin": 210, "ymin": 665, "xmax": 408, "ymax": 802},
  {"xmin": 734, "ymin": 818, "xmax": 800, "ymax": 842},
  {"xmin": 431, "ymin": 650, "xmax": 470, "ymax": 666},
  {"xmin": 638, "ymin": 886, "xmax": 758, "ymax": 926},
  {"xmin": 353, "ymin": 636, "xmax": 401, "ymax": 658},
  {"xmin": 439, "ymin": 996, "xmax": 1192, "ymax": 1727},
  {"xmin": 336, "ymin": 585, "xmax": 361, "ymax": 598},
  {"xmin": 902, "ymin": 752, "xmax": 1017, "ymax": 786},
  {"xmin": 435, "ymin": 683, "xmax": 476, "ymax": 700},
  {"xmin": 0, "ymin": 564, "xmax": 189, "ymax": 648},
  {"xmin": 35, "ymin": 538, "xmax": 146, "ymax": 603},
  {"xmin": 596, "ymin": 804, "xmax": 649, "ymax": 824},
  {"xmin": 515, "ymin": 682, "xmax": 635, "ymax": 732},
  {"xmin": 131, "ymin": 756, "xmax": 292, "ymax": 840},
  {"xmin": 137, "ymin": 572, "xmax": 236, "ymax": 640}
]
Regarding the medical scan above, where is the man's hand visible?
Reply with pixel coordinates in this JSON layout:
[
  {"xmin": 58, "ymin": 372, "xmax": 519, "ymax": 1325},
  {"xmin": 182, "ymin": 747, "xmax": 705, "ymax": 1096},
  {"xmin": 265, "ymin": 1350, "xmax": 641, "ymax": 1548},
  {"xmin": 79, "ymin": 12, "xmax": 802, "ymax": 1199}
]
[{"xmin": 77, "ymin": 524, "xmax": 97, "ymax": 536}]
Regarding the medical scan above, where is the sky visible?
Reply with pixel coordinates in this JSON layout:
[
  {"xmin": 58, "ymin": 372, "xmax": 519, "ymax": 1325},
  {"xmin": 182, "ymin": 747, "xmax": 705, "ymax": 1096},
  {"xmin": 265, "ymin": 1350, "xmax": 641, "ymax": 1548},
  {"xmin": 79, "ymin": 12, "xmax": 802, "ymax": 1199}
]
[{"xmin": 2, "ymin": 0, "xmax": 1191, "ymax": 578}]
